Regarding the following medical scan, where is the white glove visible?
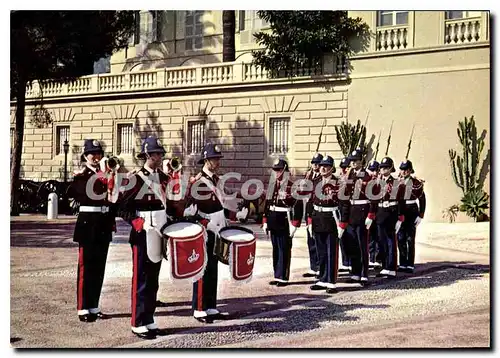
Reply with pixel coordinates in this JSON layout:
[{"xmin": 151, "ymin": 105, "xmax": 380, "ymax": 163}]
[
  {"xmin": 289, "ymin": 225, "xmax": 297, "ymax": 239},
  {"xmin": 414, "ymin": 216, "xmax": 422, "ymax": 227},
  {"xmin": 365, "ymin": 217, "xmax": 373, "ymax": 230},
  {"xmin": 262, "ymin": 222, "xmax": 268, "ymax": 233},
  {"xmin": 206, "ymin": 220, "xmax": 221, "ymax": 235},
  {"xmin": 99, "ymin": 158, "xmax": 108, "ymax": 172},
  {"xmin": 337, "ymin": 226, "xmax": 345, "ymax": 239},
  {"xmin": 395, "ymin": 220, "xmax": 403, "ymax": 234},
  {"xmin": 183, "ymin": 204, "xmax": 197, "ymax": 217},
  {"xmin": 236, "ymin": 207, "xmax": 249, "ymax": 221},
  {"xmin": 306, "ymin": 224, "xmax": 312, "ymax": 237}
]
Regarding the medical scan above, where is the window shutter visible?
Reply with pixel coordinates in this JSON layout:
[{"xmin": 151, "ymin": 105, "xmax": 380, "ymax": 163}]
[
  {"xmin": 237, "ymin": 10, "xmax": 245, "ymax": 32},
  {"xmin": 176, "ymin": 10, "xmax": 185, "ymax": 40},
  {"xmin": 163, "ymin": 11, "xmax": 175, "ymax": 41},
  {"xmin": 151, "ymin": 11, "xmax": 158, "ymax": 42},
  {"xmin": 133, "ymin": 11, "xmax": 141, "ymax": 45}
]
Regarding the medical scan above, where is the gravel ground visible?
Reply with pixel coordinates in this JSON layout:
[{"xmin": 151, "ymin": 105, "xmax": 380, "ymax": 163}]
[
  {"xmin": 124, "ymin": 269, "xmax": 490, "ymax": 348},
  {"xmin": 10, "ymin": 216, "xmax": 490, "ymax": 348}
]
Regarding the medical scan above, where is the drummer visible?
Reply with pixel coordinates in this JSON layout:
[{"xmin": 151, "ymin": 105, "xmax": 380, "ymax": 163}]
[
  {"xmin": 183, "ymin": 143, "xmax": 248, "ymax": 323},
  {"xmin": 116, "ymin": 136, "xmax": 180, "ymax": 339}
]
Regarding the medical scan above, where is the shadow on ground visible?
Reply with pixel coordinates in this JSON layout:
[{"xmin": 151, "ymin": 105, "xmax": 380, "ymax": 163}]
[{"xmin": 112, "ymin": 262, "xmax": 488, "ymax": 341}]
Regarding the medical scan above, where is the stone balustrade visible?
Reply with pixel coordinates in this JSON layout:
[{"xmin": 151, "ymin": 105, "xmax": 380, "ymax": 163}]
[
  {"xmin": 376, "ymin": 25, "xmax": 410, "ymax": 51},
  {"xmin": 445, "ymin": 17, "xmax": 483, "ymax": 45},
  {"xmin": 26, "ymin": 59, "xmax": 346, "ymax": 99}
]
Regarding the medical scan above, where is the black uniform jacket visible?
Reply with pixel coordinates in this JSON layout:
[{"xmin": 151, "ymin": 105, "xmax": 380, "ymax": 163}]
[
  {"xmin": 116, "ymin": 166, "xmax": 178, "ymax": 244},
  {"xmin": 306, "ymin": 175, "xmax": 349, "ymax": 233},
  {"xmin": 400, "ymin": 175, "xmax": 427, "ymax": 221},
  {"xmin": 263, "ymin": 174, "xmax": 303, "ymax": 234},
  {"xmin": 184, "ymin": 169, "xmax": 240, "ymax": 221},
  {"xmin": 70, "ymin": 164, "xmax": 115, "ymax": 244},
  {"xmin": 371, "ymin": 174, "xmax": 406, "ymax": 225},
  {"xmin": 343, "ymin": 168, "xmax": 378, "ymax": 226}
]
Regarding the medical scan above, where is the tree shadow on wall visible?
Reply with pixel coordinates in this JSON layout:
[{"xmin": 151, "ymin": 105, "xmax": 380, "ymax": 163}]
[
  {"xmin": 122, "ymin": 11, "xmax": 223, "ymax": 72},
  {"xmin": 201, "ymin": 115, "xmax": 275, "ymax": 192},
  {"xmin": 362, "ymin": 134, "xmax": 377, "ymax": 164},
  {"xmin": 132, "ymin": 110, "xmax": 164, "ymax": 167}
]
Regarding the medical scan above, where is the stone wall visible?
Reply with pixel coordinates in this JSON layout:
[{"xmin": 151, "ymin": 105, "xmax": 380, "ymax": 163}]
[{"xmin": 14, "ymin": 82, "xmax": 348, "ymax": 188}]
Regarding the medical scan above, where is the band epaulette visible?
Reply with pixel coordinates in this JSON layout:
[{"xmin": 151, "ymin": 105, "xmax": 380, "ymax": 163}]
[
  {"xmin": 126, "ymin": 169, "xmax": 139, "ymax": 178},
  {"xmin": 73, "ymin": 167, "xmax": 86, "ymax": 176},
  {"xmin": 412, "ymin": 175, "xmax": 425, "ymax": 184},
  {"xmin": 189, "ymin": 172, "xmax": 203, "ymax": 184}
]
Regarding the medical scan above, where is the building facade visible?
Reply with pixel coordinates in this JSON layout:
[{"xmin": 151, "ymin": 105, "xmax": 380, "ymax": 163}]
[{"xmin": 11, "ymin": 10, "xmax": 490, "ymax": 222}]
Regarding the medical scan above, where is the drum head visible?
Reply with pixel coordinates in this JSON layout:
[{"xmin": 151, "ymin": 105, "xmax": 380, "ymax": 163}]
[
  {"xmin": 219, "ymin": 226, "xmax": 254, "ymax": 242},
  {"xmin": 163, "ymin": 221, "xmax": 203, "ymax": 238}
]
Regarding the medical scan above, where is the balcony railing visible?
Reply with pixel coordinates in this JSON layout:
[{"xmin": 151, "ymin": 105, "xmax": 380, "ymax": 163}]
[
  {"xmin": 25, "ymin": 58, "xmax": 347, "ymax": 99},
  {"xmin": 445, "ymin": 17, "xmax": 482, "ymax": 45},
  {"xmin": 376, "ymin": 25, "xmax": 410, "ymax": 51}
]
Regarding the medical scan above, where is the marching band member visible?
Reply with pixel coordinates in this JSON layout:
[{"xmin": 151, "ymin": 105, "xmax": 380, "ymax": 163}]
[
  {"xmin": 71, "ymin": 139, "xmax": 115, "ymax": 323},
  {"xmin": 344, "ymin": 149, "xmax": 377, "ymax": 284},
  {"xmin": 116, "ymin": 136, "xmax": 178, "ymax": 339},
  {"xmin": 263, "ymin": 158, "xmax": 303, "ymax": 287},
  {"xmin": 397, "ymin": 160, "xmax": 426, "ymax": 273},
  {"xmin": 306, "ymin": 155, "xmax": 348, "ymax": 294},
  {"xmin": 373, "ymin": 157, "xmax": 405, "ymax": 278},
  {"xmin": 303, "ymin": 153, "xmax": 323, "ymax": 278},
  {"xmin": 339, "ymin": 157, "xmax": 350, "ymax": 177},
  {"xmin": 184, "ymin": 143, "xmax": 248, "ymax": 323}
]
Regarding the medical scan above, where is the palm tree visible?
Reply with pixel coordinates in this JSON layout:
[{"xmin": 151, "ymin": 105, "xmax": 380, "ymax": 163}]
[{"xmin": 222, "ymin": 11, "xmax": 236, "ymax": 62}]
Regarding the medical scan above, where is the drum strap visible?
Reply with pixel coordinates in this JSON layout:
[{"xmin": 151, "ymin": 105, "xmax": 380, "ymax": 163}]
[
  {"xmin": 137, "ymin": 171, "xmax": 167, "ymax": 209},
  {"xmin": 200, "ymin": 176, "xmax": 226, "ymax": 208}
]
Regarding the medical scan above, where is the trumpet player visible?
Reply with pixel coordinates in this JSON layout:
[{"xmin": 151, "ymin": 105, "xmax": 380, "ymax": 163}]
[{"xmin": 71, "ymin": 139, "xmax": 116, "ymax": 323}]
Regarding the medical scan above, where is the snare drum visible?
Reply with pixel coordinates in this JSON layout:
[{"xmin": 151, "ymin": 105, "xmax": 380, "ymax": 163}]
[
  {"xmin": 160, "ymin": 220, "xmax": 208, "ymax": 281},
  {"xmin": 216, "ymin": 226, "xmax": 256, "ymax": 282},
  {"xmin": 216, "ymin": 226, "xmax": 255, "ymax": 265}
]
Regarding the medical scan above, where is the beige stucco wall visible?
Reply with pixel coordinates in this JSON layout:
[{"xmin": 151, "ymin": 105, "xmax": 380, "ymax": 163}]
[{"xmin": 348, "ymin": 46, "xmax": 490, "ymax": 222}]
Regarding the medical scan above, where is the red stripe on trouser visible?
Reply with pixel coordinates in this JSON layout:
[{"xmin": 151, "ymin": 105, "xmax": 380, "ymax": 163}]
[
  {"xmin": 77, "ymin": 246, "xmax": 84, "ymax": 310},
  {"xmin": 197, "ymin": 279, "xmax": 203, "ymax": 311},
  {"xmin": 393, "ymin": 233, "xmax": 398, "ymax": 271},
  {"xmin": 131, "ymin": 246, "xmax": 138, "ymax": 327},
  {"xmin": 366, "ymin": 229, "xmax": 370, "ymax": 265},
  {"xmin": 334, "ymin": 237, "xmax": 339, "ymax": 282}
]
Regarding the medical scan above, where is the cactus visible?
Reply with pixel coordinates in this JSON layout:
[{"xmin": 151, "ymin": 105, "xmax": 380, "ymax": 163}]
[
  {"xmin": 335, "ymin": 119, "xmax": 367, "ymax": 160},
  {"xmin": 448, "ymin": 116, "xmax": 485, "ymax": 195}
]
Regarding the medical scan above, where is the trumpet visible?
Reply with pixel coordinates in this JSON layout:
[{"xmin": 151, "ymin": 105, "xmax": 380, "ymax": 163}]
[
  {"xmin": 100, "ymin": 155, "xmax": 122, "ymax": 172},
  {"xmin": 164, "ymin": 156, "xmax": 182, "ymax": 173}
]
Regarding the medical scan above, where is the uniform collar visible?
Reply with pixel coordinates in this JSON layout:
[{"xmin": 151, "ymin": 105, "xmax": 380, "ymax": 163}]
[
  {"xmin": 202, "ymin": 167, "xmax": 215, "ymax": 179},
  {"xmin": 144, "ymin": 163, "xmax": 157, "ymax": 174},
  {"xmin": 85, "ymin": 163, "xmax": 99, "ymax": 173},
  {"xmin": 322, "ymin": 174, "xmax": 333, "ymax": 182}
]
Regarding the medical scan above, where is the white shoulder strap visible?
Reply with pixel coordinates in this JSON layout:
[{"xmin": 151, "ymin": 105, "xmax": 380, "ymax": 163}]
[
  {"xmin": 199, "ymin": 176, "xmax": 226, "ymax": 208},
  {"xmin": 137, "ymin": 171, "xmax": 167, "ymax": 209}
]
